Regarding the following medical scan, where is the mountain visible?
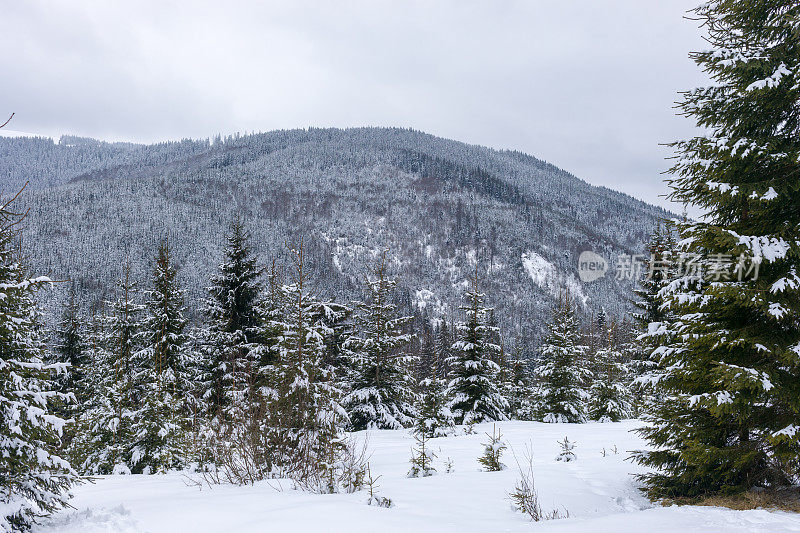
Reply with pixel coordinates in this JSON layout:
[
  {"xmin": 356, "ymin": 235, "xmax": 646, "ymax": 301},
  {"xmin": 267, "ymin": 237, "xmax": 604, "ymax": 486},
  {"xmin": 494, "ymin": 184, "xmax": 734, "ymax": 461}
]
[{"xmin": 0, "ymin": 127, "xmax": 670, "ymax": 353}]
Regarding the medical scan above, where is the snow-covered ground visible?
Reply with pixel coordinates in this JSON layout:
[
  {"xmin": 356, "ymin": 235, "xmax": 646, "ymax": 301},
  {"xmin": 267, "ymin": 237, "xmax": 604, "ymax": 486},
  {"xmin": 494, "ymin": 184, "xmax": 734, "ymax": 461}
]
[{"xmin": 35, "ymin": 421, "xmax": 800, "ymax": 532}]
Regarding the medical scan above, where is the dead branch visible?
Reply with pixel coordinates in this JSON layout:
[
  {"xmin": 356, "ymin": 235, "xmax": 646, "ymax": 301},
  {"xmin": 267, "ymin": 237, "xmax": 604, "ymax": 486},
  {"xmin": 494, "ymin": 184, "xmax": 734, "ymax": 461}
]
[{"xmin": 0, "ymin": 113, "xmax": 13, "ymax": 130}]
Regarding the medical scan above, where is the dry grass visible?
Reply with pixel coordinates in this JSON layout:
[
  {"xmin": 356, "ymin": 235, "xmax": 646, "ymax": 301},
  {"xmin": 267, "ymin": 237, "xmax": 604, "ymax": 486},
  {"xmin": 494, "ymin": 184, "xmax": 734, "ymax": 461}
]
[{"xmin": 665, "ymin": 488, "xmax": 800, "ymax": 513}]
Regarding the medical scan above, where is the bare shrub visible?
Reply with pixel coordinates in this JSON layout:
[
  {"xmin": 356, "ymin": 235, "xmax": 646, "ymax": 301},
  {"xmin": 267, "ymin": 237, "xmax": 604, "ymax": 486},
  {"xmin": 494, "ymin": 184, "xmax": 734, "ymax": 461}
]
[
  {"xmin": 509, "ymin": 443, "xmax": 568, "ymax": 522},
  {"xmin": 365, "ymin": 463, "xmax": 393, "ymax": 508}
]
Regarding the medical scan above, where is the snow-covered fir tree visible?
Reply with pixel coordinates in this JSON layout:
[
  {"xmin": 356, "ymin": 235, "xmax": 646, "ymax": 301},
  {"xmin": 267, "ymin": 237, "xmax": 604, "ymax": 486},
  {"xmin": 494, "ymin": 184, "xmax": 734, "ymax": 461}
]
[
  {"xmin": 200, "ymin": 218, "xmax": 264, "ymax": 423},
  {"xmin": 132, "ymin": 240, "xmax": 189, "ymax": 473},
  {"xmin": 635, "ymin": 0, "xmax": 800, "ymax": 498},
  {"xmin": 445, "ymin": 268, "xmax": 508, "ymax": 425},
  {"xmin": 534, "ymin": 293, "xmax": 590, "ymax": 423},
  {"xmin": 343, "ymin": 254, "xmax": 417, "ymax": 430},
  {"xmin": 50, "ymin": 283, "xmax": 88, "ymax": 427},
  {"xmin": 588, "ymin": 329, "xmax": 632, "ymax": 422},
  {"xmin": 627, "ymin": 223, "xmax": 677, "ymax": 415},
  {"xmin": 69, "ymin": 265, "xmax": 146, "ymax": 474},
  {"xmin": 308, "ymin": 299, "xmax": 352, "ymax": 394},
  {"xmin": 269, "ymin": 241, "xmax": 347, "ymax": 479},
  {"xmin": 0, "ymin": 189, "xmax": 80, "ymax": 531},
  {"xmin": 250, "ymin": 259, "xmax": 285, "ymax": 403},
  {"xmin": 413, "ymin": 377, "xmax": 454, "ymax": 438},
  {"xmin": 499, "ymin": 347, "xmax": 535, "ymax": 421}
]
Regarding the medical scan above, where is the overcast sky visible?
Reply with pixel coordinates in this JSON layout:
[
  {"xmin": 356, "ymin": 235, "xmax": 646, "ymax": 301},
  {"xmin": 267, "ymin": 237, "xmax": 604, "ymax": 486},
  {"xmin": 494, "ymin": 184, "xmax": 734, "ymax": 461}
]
[{"xmin": 2, "ymin": 1, "xmax": 706, "ymax": 212}]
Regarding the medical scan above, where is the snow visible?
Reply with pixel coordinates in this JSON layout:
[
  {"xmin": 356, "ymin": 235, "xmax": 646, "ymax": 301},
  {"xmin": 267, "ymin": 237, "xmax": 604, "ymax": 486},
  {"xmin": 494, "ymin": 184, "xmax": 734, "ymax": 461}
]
[
  {"xmin": 34, "ymin": 421, "xmax": 800, "ymax": 533},
  {"xmin": 728, "ymin": 231, "xmax": 790, "ymax": 264},
  {"xmin": 522, "ymin": 251, "xmax": 555, "ymax": 288},
  {"xmin": 413, "ymin": 288, "xmax": 447, "ymax": 317},
  {"xmin": 521, "ymin": 251, "xmax": 588, "ymax": 306},
  {"xmin": 0, "ymin": 129, "xmax": 55, "ymax": 140},
  {"xmin": 746, "ymin": 63, "xmax": 793, "ymax": 91}
]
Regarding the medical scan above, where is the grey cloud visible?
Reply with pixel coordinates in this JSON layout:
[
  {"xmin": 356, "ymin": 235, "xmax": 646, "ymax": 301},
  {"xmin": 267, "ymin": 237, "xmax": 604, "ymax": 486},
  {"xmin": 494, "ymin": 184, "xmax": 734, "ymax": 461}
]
[{"xmin": 1, "ymin": 0, "xmax": 706, "ymax": 212}]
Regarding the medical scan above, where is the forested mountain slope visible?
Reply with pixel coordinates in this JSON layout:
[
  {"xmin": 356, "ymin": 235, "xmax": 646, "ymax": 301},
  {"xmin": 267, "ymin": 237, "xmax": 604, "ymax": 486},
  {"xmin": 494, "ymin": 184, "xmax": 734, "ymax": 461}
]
[{"xmin": 0, "ymin": 127, "xmax": 669, "ymax": 352}]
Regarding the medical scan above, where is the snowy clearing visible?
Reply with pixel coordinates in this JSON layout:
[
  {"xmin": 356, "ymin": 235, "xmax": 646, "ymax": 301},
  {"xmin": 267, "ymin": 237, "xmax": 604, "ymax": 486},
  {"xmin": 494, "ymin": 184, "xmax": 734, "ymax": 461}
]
[{"xmin": 36, "ymin": 421, "xmax": 800, "ymax": 533}]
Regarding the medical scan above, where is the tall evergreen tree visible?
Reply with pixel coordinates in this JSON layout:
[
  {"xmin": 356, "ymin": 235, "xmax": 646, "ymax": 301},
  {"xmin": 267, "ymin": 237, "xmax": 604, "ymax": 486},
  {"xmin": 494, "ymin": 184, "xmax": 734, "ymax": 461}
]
[
  {"xmin": 534, "ymin": 293, "xmax": 590, "ymax": 423},
  {"xmin": 433, "ymin": 319, "xmax": 452, "ymax": 381},
  {"xmin": 445, "ymin": 268, "xmax": 508, "ymax": 425},
  {"xmin": 500, "ymin": 346, "xmax": 534, "ymax": 421},
  {"xmin": 588, "ymin": 328, "xmax": 632, "ymax": 422},
  {"xmin": 72, "ymin": 265, "xmax": 146, "ymax": 474},
  {"xmin": 201, "ymin": 218, "xmax": 264, "ymax": 421},
  {"xmin": 269, "ymin": 241, "xmax": 346, "ymax": 476},
  {"xmin": 635, "ymin": 0, "xmax": 800, "ymax": 497},
  {"xmin": 50, "ymin": 283, "xmax": 88, "ymax": 422},
  {"xmin": 144, "ymin": 239, "xmax": 188, "ymax": 399},
  {"xmin": 0, "ymin": 189, "xmax": 79, "ymax": 531},
  {"xmin": 343, "ymin": 254, "xmax": 417, "ymax": 430},
  {"xmin": 628, "ymin": 223, "xmax": 678, "ymax": 415},
  {"xmin": 414, "ymin": 377, "xmax": 454, "ymax": 438},
  {"xmin": 132, "ymin": 240, "xmax": 189, "ymax": 473}
]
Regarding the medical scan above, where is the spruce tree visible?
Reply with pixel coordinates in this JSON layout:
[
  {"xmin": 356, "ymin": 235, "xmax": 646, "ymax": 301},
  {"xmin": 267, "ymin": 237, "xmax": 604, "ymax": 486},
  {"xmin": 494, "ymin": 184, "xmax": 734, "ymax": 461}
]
[
  {"xmin": 627, "ymin": 223, "xmax": 677, "ymax": 415},
  {"xmin": 269, "ymin": 241, "xmax": 346, "ymax": 476},
  {"xmin": 501, "ymin": 347, "xmax": 535, "ymax": 421},
  {"xmin": 433, "ymin": 319, "xmax": 452, "ymax": 381},
  {"xmin": 635, "ymin": 0, "xmax": 800, "ymax": 497},
  {"xmin": 588, "ymin": 329, "xmax": 632, "ymax": 422},
  {"xmin": 0, "ymin": 190, "xmax": 79, "ymax": 530},
  {"xmin": 67, "ymin": 312, "xmax": 110, "ymax": 473},
  {"xmin": 534, "ymin": 293, "xmax": 590, "ymax": 423},
  {"xmin": 73, "ymin": 266, "xmax": 146, "ymax": 474},
  {"xmin": 201, "ymin": 218, "xmax": 264, "ymax": 422},
  {"xmin": 132, "ymin": 240, "xmax": 189, "ymax": 473},
  {"xmin": 445, "ymin": 268, "xmax": 508, "ymax": 425},
  {"xmin": 343, "ymin": 254, "xmax": 417, "ymax": 430},
  {"xmin": 413, "ymin": 377, "xmax": 454, "ymax": 438},
  {"xmin": 50, "ymin": 283, "xmax": 88, "ymax": 423}
]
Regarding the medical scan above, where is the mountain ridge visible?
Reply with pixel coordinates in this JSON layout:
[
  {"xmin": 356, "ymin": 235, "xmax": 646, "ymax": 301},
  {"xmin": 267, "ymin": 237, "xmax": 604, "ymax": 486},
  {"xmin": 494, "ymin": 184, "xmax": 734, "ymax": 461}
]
[{"xmin": 1, "ymin": 126, "xmax": 669, "ymax": 354}]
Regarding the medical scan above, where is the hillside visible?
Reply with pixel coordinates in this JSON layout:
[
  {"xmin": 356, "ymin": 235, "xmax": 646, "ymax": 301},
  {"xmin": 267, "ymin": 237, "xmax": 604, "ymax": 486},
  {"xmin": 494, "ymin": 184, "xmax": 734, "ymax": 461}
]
[{"xmin": 1, "ymin": 127, "xmax": 669, "ymax": 351}]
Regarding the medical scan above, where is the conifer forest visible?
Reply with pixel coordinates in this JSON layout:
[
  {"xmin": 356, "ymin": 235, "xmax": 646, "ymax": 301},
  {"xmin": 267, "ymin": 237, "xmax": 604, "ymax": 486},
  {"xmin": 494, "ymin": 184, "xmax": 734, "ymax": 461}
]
[{"xmin": 1, "ymin": 1, "xmax": 799, "ymax": 531}]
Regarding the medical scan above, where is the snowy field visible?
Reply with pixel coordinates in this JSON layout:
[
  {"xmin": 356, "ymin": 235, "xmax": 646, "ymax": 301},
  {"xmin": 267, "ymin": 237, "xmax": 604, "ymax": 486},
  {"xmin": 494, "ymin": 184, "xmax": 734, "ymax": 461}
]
[{"xmin": 35, "ymin": 421, "xmax": 800, "ymax": 533}]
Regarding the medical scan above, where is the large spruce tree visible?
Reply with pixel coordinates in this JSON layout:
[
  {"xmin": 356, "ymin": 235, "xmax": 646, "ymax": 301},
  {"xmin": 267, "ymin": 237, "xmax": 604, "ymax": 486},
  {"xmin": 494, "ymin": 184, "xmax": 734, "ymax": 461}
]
[
  {"xmin": 133, "ymin": 240, "xmax": 189, "ymax": 473},
  {"xmin": 534, "ymin": 293, "xmax": 590, "ymax": 423},
  {"xmin": 70, "ymin": 266, "xmax": 146, "ymax": 474},
  {"xmin": 445, "ymin": 268, "xmax": 508, "ymax": 425},
  {"xmin": 0, "ymin": 190, "xmax": 80, "ymax": 530},
  {"xmin": 201, "ymin": 218, "xmax": 264, "ymax": 421},
  {"xmin": 343, "ymin": 254, "xmax": 416, "ymax": 430},
  {"xmin": 269, "ymin": 241, "xmax": 346, "ymax": 477},
  {"xmin": 588, "ymin": 332, "xmax": 632, "ymax": 423},
  {"xmin": 635, "ymin": 0, "xmax": 800, "ymax": 497},
  {"xmin": 627, "ymin": 223, "xmax": 677, "ymax": 415}
]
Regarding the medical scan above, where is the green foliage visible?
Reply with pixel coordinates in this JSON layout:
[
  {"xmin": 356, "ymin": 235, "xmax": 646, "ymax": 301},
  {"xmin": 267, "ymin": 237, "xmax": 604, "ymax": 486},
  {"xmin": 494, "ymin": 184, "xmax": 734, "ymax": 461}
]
[
  {"xmin": 343, "ymin": 254, "xmax": 417, "ymax": 430},
  {"xmin": 588, "ymin": 344, "xmax": 632, "ymax": 423},
  {"xmin": 478, "ymin": 425, "xmax": 506, "ymax": 471},
  {"xmin": 407, "ymin": 432, "xmax": 437, "ymax": 478},
  {"xmin": 535, "ymin": 294, "xmax": 590, "ymax": 423},
  {"xmin": 0, "ymin": 191, "xmax": 79, "ymax": 530},
  {"xmin": 132, "ymin": 240, "xmax": 190, "ymax": 473},
  {"xmin": 201, "ymin": 217, "xmax": 265, "ymax": 420},
  {"xmin": 635, "ymin": 0, "xmax": 800, "ymax": 498},
  {"xmin": 445, "ymin": 269, "xmax": 508, "ymax": 425},
  {"xmin": 413, "ymin": 377, "xmax": 454, "ymax": 438}
]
